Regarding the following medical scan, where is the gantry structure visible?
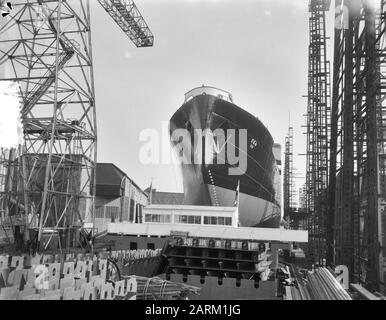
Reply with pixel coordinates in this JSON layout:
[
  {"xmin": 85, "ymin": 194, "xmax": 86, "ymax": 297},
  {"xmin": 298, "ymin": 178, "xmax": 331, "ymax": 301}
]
[
  {"xmin": 305, "ymin": 0, "xmax": 332, "ymax": 266},
  {"xmin": 284, "ymin": 126, "xmax": 294, "ymax": 221},
  {"xmin": 329, "ymin": 0, "xmax": 386, "ymax": 294},
  {"xmin": 0, "ymin": 0, "xmax": 153, "ymax": 252}
]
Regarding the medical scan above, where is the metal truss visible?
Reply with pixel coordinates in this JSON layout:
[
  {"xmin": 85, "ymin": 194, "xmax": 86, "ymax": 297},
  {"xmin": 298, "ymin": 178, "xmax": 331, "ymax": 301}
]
[
  {"xmin": 97, "ymin": 0, "xmax": 154, "ymax": 47},
  {"xmin": 305, "ymin": 0, "xmax": 332, "ymax": 266},
  {"xmin": 284, "ymin": 126, "xmax": 294, "ymax": 220},
  {"xmin": 0, "ymin": 0, "xmax": 97, "ymax": 252},
  {"xmin": 329, "ymin": 0, "xmax": 386, "ymax": 293}
]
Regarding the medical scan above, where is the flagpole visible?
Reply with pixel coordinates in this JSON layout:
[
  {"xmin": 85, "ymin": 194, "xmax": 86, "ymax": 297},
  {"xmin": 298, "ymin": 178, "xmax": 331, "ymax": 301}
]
[
  {"xmin": 149, "ymin": 177, "xmax": 153, "ymax": 205},
  {"xmin": 234, "ymin": 180, "xmax": 240, "ymax": 227}
]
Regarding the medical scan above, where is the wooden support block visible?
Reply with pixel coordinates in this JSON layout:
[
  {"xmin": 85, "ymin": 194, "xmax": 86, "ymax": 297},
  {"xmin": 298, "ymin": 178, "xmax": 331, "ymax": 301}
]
[
  {"xmin": 63, "ymin": 287, "xmax": 81, "ymax": 300},
  {"xmin": 126, "ymin": 278, "xmax": 137, "ymax": 293},
  {"xmin": 114, "ymin": 280, "xmax": 126, "ymax": 297},
  {"xmin": 10, "ymin": 256, "xmax": 23, "ymax": 270},
  {"xmin": 42, "ymin": 255, "xmax": 54, "ymax": 264},
  {"xmin": 76, "ymin": 253, "xmax": 84, "ymax": 261},
  {"xmin": 7, "ymin": 269, "xmax": 28, "ymax": 288},
  {"xmin": 23, "ymin": 283, "xmax": 34, "ymax": 291},
  {"xmin": 59, "ymin": 278, "xmax": 75, "ymax": 297},
  {"xmin": 65, "ymin": 254, "xmax": 74, "ymax": 262},
  {"xmin": 0, "ymin": 286, "xmax": 19, "ymax": 300},
  {"xmin": 48, "ymin": 278, "xmax": 60, "ymax": 291},
  {"xmin": 23, "ymin": 255, "xmax": 31, "ymax": 268},
  {"xmin": 0, "ymin": 255, "xmax": 9, "ymax": 269},
  {"xmin": 98, "ymin": 259, "xmax": 107, "ymax": 280},
  {"xmin": 75, "ymin": 277, "xmax": 87, "ymax": 290},
  {"xmin": 90, "ymin": 275, "xmax": 102, "ymax": 284},
  {"xmin": 98, "ymin": 252, "xmax": 107, "ymax": 259},
  {"xmin": 62, "ymin": 262, "xmax": 75, "ymax": 279},
  {"xmin": 93, "ymin": 278, "xmax": 104, "ymax": 300},
  {"xmin": 74, "ymin": 261, "xmax": 86, "ymax": 279},
  {"xmin": 32, "ymin": 265, "xmax": 50, "ymax": 290},
  {"xmin": 84, "ymin": 259, "xmax": 92, "ymax": 274},
  {"xmin": 100, "ymin": 283, "xmax": 115, "ymax": 300},
  {"xmin": 92, "ymin": 277, "xmax": 104, "ymax": 288},
  {"xmin": 18, "ymin": 288, "xmax": 37, "ymax": 300},
  {"xmin": 0, "ymin": 268, "xmax": 10, "ymax": 288},
  {"xmin": 48, "ymin": 263, "xmax": 61, "ymax": 281},
  {"xmin": 25, "ymin": 267, "xmax": 37, "ymax": 286},
  {"xmin": 85, "ymin": 254, "xmax": 93, "ymax": 261},
  {"xmin": 81, "ymin": 283, "xmax": 95, "ymax": 300},
  {"xmin": 91, "ymin": 260, "xmax": 98, "ymax": 277},
  {"xmin": 43, "ymin": 289, "xmax": 61, "ymax": 300},
  {"xmin": 22, "ymin": 294, "xmax": 41, "ymax": 300},
  {"xmin": 30, "ymin": 254, "xmax": 42, "ymax": 266}
]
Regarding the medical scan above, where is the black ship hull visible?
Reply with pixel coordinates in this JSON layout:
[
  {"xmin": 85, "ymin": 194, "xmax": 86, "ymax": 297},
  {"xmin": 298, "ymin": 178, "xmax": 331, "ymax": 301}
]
[{"xmin": 170, "ymin": 88, "xmax": 281, "ymax": 228}]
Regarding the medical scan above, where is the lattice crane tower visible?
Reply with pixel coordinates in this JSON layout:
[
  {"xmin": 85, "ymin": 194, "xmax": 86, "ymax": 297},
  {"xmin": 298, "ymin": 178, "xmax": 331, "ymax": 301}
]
[{"xmin": 0, "ymin": 0, "xmax": 153, "ymax": 251}]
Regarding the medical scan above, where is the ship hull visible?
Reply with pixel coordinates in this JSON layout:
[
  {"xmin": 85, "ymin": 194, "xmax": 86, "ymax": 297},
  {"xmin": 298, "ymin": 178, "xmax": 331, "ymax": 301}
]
[{"xmin": 170, "ymin": 91, "xmax": 281, "ymax": 228}]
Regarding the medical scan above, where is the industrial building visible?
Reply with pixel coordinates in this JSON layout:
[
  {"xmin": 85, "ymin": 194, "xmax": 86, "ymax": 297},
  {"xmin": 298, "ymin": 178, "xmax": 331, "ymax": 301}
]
[{"xmin": 94, "ymin": 163, "xmax": 148, "ymax": 233}]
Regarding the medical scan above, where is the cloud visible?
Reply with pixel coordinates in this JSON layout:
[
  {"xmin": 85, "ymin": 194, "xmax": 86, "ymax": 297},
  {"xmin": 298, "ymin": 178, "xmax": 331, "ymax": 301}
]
[
  {"xmin": 261, "ymin": 0, "xmax": 308, "ymax": 11},
  {"xmin": 124, "ymin": 51, "xmax": 133, "ymax": 59}
]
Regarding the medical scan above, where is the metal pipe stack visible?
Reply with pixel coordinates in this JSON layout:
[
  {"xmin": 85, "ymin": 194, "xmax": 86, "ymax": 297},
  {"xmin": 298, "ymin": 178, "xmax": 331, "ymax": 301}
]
[
  {"xmin": 286, "ymin": 267, "xmax": 352, "ymax": 300},
  {"xmin": 126, "ymin": 275, "xmax": 200, "ymax": 300},
  {"xmin": 304, "ymin": 267, "xmax": 351, "ymax": 300}
]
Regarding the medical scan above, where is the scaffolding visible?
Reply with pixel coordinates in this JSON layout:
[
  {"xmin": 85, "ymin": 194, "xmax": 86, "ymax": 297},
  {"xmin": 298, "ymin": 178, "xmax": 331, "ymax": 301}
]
[
  {"xmin": 0, "ymin": 0, "xmax": 98, "ymax": 252},
  {"xmin": 305, "ymin": 0, "xmax": 332, "ymax": 265},
  {"xmin": 284, "ymin": 126, "xmax": 294, "ymax": 220},
  {"xmin": 329, "ymin": 0, "xmax": 386, "ymax": 293},
  {"xmin": 0, "ymin": 0, "xmax": 153, "ymax": 253}
]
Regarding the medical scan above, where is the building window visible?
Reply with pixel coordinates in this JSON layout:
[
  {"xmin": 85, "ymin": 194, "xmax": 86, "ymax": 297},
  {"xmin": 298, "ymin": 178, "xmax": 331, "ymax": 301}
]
[
  {"xmin": 122, "ymin": 199, "xmax": 129, "ymax": 221},
  {"xmin": 95, "ymin": 207, "xmax": 104, "ymax": 218},
  {"xmin": 145, "ymin": 214, "xmax": 171, "ymax": 223},
  {"xmin": 130, "ymin": 242, "xmax": 137, "ymax": 250},
  {"xmin": 129, "ymin": 199, "xmax": 135, "ymax": 222},
  {"xmin": 105, "ymin": 206, "xmax": 119, "ymax": 220},
  {"xmin": 147, "ymin": 243, "xmax": 155, "ymax": 250},
  {"xmin": 138, "ymin": 205, "xmax": 143, "ymax": 223},
  {"xmin": 175, "ymin": 215, "xmax": 201, "ymax": 224},
  {"xmin": 151, "ymin": 214, "xmax": 160, "ymax": 223},
  {"xmin": 203, "ymin": 216, "xmax": 232, "ymax": 226}
]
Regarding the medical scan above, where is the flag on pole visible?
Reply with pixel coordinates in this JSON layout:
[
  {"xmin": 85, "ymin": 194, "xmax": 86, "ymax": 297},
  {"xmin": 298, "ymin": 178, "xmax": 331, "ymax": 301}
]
[
  {"xmin": 234, "ymin": 180, "xmax": 240, "ymax": 227},
  {"xmin": 234, "ymin": 180, "xmax": 240, "ymax": 207},
  {"xmin": 149, "ymin": 178, "xmax": 153, "ymax": 204}
]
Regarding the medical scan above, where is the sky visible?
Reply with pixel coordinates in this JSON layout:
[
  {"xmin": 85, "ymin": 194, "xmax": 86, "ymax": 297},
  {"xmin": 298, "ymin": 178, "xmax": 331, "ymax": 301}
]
[{"xmin": 0, "ymin": 0, "xmax": 335, "ymax": 196}]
